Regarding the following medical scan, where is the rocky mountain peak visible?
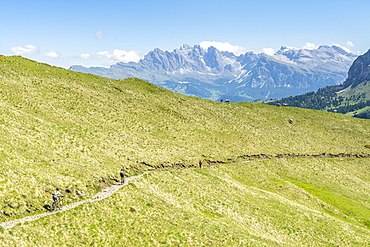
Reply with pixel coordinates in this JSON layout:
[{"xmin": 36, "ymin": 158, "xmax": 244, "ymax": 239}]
[
  {"xmin": 69, "ymin": 44, "xmax": 357, "ymax": 102},
  {"xmin": 343, "ymin": 49, "xmax": 370, "ymax": 88},
  {"xmin": 179, "ymin": 44, "xmax": 192, "ymax": 50}
]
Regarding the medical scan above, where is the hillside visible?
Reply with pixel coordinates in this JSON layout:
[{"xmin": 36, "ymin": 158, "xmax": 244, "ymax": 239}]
[
  {"xmin": 1, "ymin": 159, "xmax": 370, "ymax": 246},
  {"xmin": 70, "ymin": 45, "xmax": 356, "ymax": 102},
  {"xmin": 0, "ymin": 55, "xmax": 370, "ymax": 245},
  {"xmin": 266, "ymin": 49, "xmax": 370, "ymax": 119}
]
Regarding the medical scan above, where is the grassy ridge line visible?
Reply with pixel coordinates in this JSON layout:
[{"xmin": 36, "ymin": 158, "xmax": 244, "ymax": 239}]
[
  {"xmin": 0, "ymin": 55, "xmax": 369, "ymax": 220},
  {"xmin": 0, "ymin": 158, "xmax": 369, "ymax": 246}
]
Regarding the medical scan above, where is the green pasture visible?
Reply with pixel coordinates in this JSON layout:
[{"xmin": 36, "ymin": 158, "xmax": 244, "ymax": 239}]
[
  {"xmin": 0, "ymin": 55, "xmax": 369, "ymax": 245},
  {"xmin": 1, "ymin": 158, "xmax": 369, "ymax": 246}
]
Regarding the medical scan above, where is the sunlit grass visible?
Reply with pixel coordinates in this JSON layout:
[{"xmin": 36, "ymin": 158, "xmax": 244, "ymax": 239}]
[
  {"xmin": 0, "ymin": 55, "xmax": 370, "ymax": 245},
  {"xmin": 1, "ymin": 159, "xmax": 369, "ymax": 246}
]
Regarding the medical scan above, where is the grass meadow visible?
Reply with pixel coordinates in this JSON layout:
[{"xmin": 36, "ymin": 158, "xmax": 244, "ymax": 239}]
[
  {"xmin": 0, "ymin": 55, "xmax": 369, "ymax": 245},
  {"xmin": 0, "ymin": 158, "xmax": 369, "ymax": 246}
]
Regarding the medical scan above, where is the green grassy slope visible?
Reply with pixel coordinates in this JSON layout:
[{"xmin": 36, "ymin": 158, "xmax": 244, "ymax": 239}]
[
  {"xmin": 338, "ymin": 80, "xmax": 370, "ymax": 117},
  {"xmin": 1, "ymin": 159, "xmax": 369, "ymax": 246},
  {"xmin": 0, "ymin": 55, "xmax": 369, "ymax": 245},
  {"xmin": 262, "ymin": 80, "xmax": 370, "ymax": 119},
  {"xmin": 0, "ymin": 55, "xmax": 369, "ymax": 217}
]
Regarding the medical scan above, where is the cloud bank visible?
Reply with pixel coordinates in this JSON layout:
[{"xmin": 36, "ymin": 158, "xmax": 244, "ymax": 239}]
[
  {"xmin": 9, "ymin": 44, "xmax": 39, "ymax": 55},
  {"xmin": 97, "ymin": 49, "xmax": 141, "ymax": 63},
  {"xmin": 96, "ymin": 31, "xmax": 104, "ymax": 39},
  {"xmin": 44, "ymin": 51, "xmax": 60, "ymax": 58},
  {"xmin": 346, "ymin": 41, "xmax": 354, "ymax": 48},
  {"xmin": 80, "ymin": 54, "xmax": 92, "ymax": 59},
  {"xmin": 302, "ymin": 42, "xmax": 319, "ymax": 50},
  {"xmin": 199, "ymin": 41, "xmax": 249, "ymax": 56},
  {"xmin": 262, "ymin": 48, "xmax": 275, "ymax": 56}
]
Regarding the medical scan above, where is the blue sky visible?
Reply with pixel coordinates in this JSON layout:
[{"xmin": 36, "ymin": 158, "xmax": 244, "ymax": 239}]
[{"xmin": 1, "ymin": 0, "xmax": 369, "ymax": 68}]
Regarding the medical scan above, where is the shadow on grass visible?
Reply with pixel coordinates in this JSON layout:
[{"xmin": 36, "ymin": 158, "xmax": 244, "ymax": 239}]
[{"xmin": 43, "ymin": 204, "xmax": 52, "ymax": 211}]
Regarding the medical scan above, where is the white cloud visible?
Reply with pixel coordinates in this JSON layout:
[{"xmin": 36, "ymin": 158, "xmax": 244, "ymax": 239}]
[
  {"xmin": 199, "ymin": 41, "xmax": 249, "ymax": 55},
  {"xmin": 276, "ymin": 42, "xmax": 355, "ymax": 54},
  {"xmin": 96, "ymin": 31, "xmax": 104, "ymax": 39},
  {"xmin": 80, "ymin": 53, "xmax": 92, "ymax": 59},
  {"xmin": 346, "ymin": 41, "xmax": 354, "ymax": 47},
  {"xmin": 331, "ymin": 41, "xmax": 355, "ymax": 53},
  {"xmin": 97, "ymin": 51, "xmax": 109, "ymax": 57},
  {"xmin": 44, "ymin": 51, "xmax": 60, "ymax": 58},
  {"xmin": 302, "ymin": 43, "xmax": 318, "ymax": 50},
  {"xmin": 9, "ymin": 44, "xmax": 39, "ymax": 55},
  {"xmin": 262, "ymin": 48, "xmax": 275, "ymax": 56},
  {"xmin": 333, "ymin": 44, "xmax": 351, "ymax": 53},
  {"xmin": 97, "ymin": 49, "xmax": 141, "ymax": 63}
]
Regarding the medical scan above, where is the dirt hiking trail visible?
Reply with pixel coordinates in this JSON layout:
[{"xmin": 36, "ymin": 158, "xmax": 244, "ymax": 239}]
[
  {"xmin": 0, "ymin": 174, "xmax": 146, "ymax": 229},
  {"xmin": 1, "ymin": 153, "xmax": 369, "ymax": 229}
]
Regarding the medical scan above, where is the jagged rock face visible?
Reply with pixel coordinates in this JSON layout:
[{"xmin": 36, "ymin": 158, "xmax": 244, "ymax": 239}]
[
  {"xmin": 69, "ymin": 45, "xmax": 357, "ymax": 102},
  {"xmin": 343, "ymin": 49, "xmax": 370, "ymax": 88}
]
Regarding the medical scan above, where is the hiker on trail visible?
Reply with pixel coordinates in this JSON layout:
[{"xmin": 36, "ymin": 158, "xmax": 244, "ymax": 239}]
[
  {"xmin": 52, "ymin": 188, "xmax": 62, "ymax": 209},
  {"xmin": 52, "ymin": 188, "xmax": 62, "ymax": 204},
  {"xmin": 199, "ymin": 161, "xmax": 203, "ymax": 168},
  {"xmin": 120, "ymin": 168, "xmax": 125, "ymax": 184}
]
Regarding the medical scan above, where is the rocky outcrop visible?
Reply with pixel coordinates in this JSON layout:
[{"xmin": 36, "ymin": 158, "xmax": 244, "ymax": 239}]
[{"xmin": 343, "ymin": 49, "xmax": 370, "ymax": 88}]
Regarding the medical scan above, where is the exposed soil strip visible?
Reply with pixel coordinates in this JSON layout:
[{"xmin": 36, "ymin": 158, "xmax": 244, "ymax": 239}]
[
  {"xmin": 237, "ymin": 153, "xmax": 370, "ymax": 159},
  {"xmin": 143, "ymin": 153, "xmax": 370, "ymax": 171}
]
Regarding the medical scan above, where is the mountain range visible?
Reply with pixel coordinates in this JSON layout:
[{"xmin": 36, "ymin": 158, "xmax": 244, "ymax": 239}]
[
  {"xmin": 267, "ymin": 49, "xmax": 370, "ymax": 119},
  {"xmin": 70, "ymin": 44, "xmax": 357, "ymax": 102}
]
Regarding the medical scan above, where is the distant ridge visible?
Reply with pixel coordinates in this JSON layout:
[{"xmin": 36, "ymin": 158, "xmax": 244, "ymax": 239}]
[
  {"xmin": 266, "ymin": 49, "xmax": 370, "ymax": 119},
  {"xmin": 70, "ymin": 44, "xmax": 357, "ymax": 102}
]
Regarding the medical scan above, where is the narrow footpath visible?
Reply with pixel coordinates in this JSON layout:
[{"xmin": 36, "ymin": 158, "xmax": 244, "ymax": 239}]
[
  {"xmin": 1, "ymin": 153, "xmax": 369, "ymax": 229},
  {"xmin": 0, "ymin": 173, "xmax": 146, "ymax": 229}
]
